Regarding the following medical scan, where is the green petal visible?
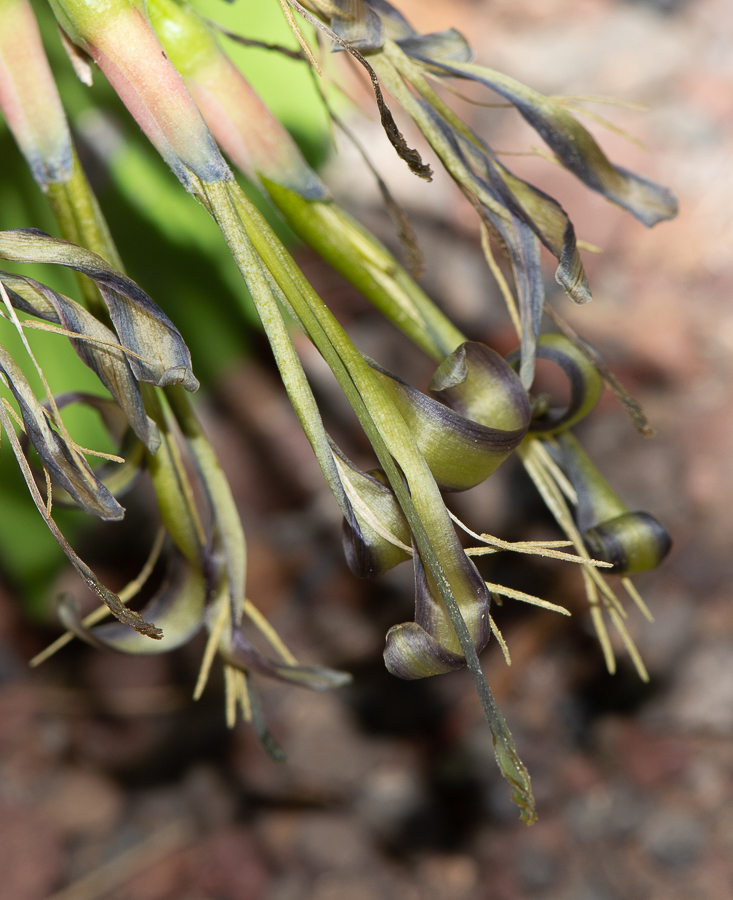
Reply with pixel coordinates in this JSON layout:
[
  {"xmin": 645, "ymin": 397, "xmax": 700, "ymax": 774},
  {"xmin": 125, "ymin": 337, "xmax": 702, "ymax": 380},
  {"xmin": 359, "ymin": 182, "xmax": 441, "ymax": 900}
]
[
  {"xmin": 333, "ymin": 448, "xmax": 412, "ymax": 578},
  {"xmin": 549, "ymin": 431, "xmax": 671, "ymax": 574},
  {"xmin": 0, "ymin": 229, "xmax": 199, "ymax": 392},
  {"xmin": 1, "ymin": 272, "xmax": 159, "ymax": 451},
  {"xmin": 508, "ymin": 333, "xmax": 604, "ymax": 435},
  {"xmin": 369, "ymin": 344, "xmax": 529, "ymax": 491}
]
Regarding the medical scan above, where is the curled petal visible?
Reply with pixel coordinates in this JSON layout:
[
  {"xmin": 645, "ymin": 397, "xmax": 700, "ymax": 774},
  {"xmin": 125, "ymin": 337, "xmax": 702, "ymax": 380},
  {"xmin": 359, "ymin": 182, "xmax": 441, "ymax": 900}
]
[
  {"xmin": 224, "ymin": 627, "xmax": 352, "ymax": 691},
  {"xmin": 43, "ymin": 397, "xmax": 145, "ymax": 504},
  {"xmin": 333, "ymin": 449, "xmax": 411, "ymax": 578},
  {"xmin": 1, "ymin": 271, "xmax": 159, "ymax": 451},
  {"xmin": 384, "ymin": 620, "xmax": 466, "ymax": 679},
  {"xmin": 384, "ymin": 547, "xmax": 490, "ymax": 679},
  {"xmin": 0, "ymin": 346, "xmax": 124, "ymax": 520},
  {"xmin": 59, "ymin": 553, "xmax": 206, "ymax": 652},
  {"xmin": 0, "ymin": 229, "xmax": 199, "ymax": 392},
  {"xmin": 370, "ymin": 343, "xmax": 529, "ymax": 491},
  {"xmin": 507, "ymin": 333, "xmax": 604, "ymax": 435},
  {"xmin": 550, "ymin": 431, "xmax": 672, "ymax": 574},
  {"xmin": 429, "ymin": 341, "xmax": 531, "ymax": 428},
  {"xmin": 584, "ymin": 512, "xmax": 672, "ymax": 575},
  {"xmin": 411, "ymin": 55, "xmax": 678, "ymax": 227},
  {"xmin": 330, "ymin": 0, "xmax": 384, "ymax": 50}
]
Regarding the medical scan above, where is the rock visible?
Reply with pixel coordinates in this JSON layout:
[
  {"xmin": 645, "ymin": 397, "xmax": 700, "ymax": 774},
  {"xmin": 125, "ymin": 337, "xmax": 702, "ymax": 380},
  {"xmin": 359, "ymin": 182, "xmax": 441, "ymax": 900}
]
[
  {"xmin": 294, "ymin": 812, "xmax": 373, "ymax": 872},
  {"xmin": 38, "ymin": 767, "xmax": 124, "ymax": 837},
  {"xmin": 664, "ymin": 641, "xmax": 733, "ymax": 734},
  {"xmin": 641, "ymin": 809, "xmax": 705, "ymax": 869},
  {"xmin": 0, "ymin": 803, "xmax": 62, "ymax": 900}
]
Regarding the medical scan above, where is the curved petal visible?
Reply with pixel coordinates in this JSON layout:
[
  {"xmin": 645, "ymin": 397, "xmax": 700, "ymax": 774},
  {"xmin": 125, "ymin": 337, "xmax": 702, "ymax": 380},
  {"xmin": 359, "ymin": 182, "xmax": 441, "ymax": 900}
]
[
  {"xmin": 508, "ymin": 333, "xmax": 604, "ymax": 435},
  {"xmin": 368, "ymin": 343, "xmax": 530, "ymax": 491},
  {"xmin": 0, "ymin": 229, "xmax": 199, "ymax": 391},
  {"xmin": 224, "ymin": 626, "xmax": 352, "ymax": 691},
  {"xmin": 1, "ymin": 271, "xmax": 159, "ymax": 451},
  {"xmin": 413, "ymin": 56, "xmax": 678, "ymax": 227},
  {"xmin": 384, "ymin": 546, "xmax": 490, "ymax": 679},
  {"xmin": 0, "ymin": 346, "xmax": 124, "ymax": 520},
  {"xmin": 59, "ymin": 553, "xmax": 206, "ymax": 652},
  {"xmin": 333, "ymin": 448, "xmax": 412, "ymax": 579},
  {"xmin": 549, "ymin": 431, "xmax": 672, "ymax": 574}
]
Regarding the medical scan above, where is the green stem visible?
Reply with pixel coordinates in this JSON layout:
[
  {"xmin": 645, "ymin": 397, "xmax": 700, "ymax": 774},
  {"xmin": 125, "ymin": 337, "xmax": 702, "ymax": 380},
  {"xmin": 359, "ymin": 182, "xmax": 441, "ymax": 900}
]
[
  {"xmin": 262, "ymin": 179, "xmax": 466, "ymax": 361},
  {"xmin": 46, "ymin": 149, "xmax": 122, "ymax": 322},
  {"xmin": 165, "ymin": 384, "xmax": 246, "ymax": 620}
]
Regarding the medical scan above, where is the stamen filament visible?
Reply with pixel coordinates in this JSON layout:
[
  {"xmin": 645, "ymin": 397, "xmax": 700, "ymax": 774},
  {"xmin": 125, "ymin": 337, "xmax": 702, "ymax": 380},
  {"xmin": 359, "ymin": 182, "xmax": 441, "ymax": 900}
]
[
  {"xmin": 193, "ymin": 589, "xmax": 229, "ymax": 700},
  {"xmin": 485, "ymin": 581, "xmax": 571, "ymax": 616},
  {"xmin": 489, "ymin": 614, "xmax": 511, "ymax": 665}
]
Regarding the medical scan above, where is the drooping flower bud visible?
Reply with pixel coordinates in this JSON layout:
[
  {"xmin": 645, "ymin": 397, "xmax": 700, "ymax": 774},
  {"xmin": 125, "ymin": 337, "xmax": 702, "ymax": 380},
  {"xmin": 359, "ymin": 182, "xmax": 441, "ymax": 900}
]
[
  {"xmin": 146, "ymin": 0, "xmax": 465, "ymax": 363},
  {"xmin": 550, "ymin": 432, "xmax": 671, "ymax": 574},
  {"xmin": 1, "ymin": 271, "xmax": 159, "ymax": 451},
  {"xmin": 147, "ymin": 0, "xmax": 326, "ymax": 201}
]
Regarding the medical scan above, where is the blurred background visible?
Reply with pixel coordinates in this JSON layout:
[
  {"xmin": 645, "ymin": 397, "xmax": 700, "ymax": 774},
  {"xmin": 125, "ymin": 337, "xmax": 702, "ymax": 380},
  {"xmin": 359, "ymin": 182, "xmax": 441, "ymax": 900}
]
[{"xmin": 1, "ymin": 0, "xmax": 733, "ymax": 897}]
